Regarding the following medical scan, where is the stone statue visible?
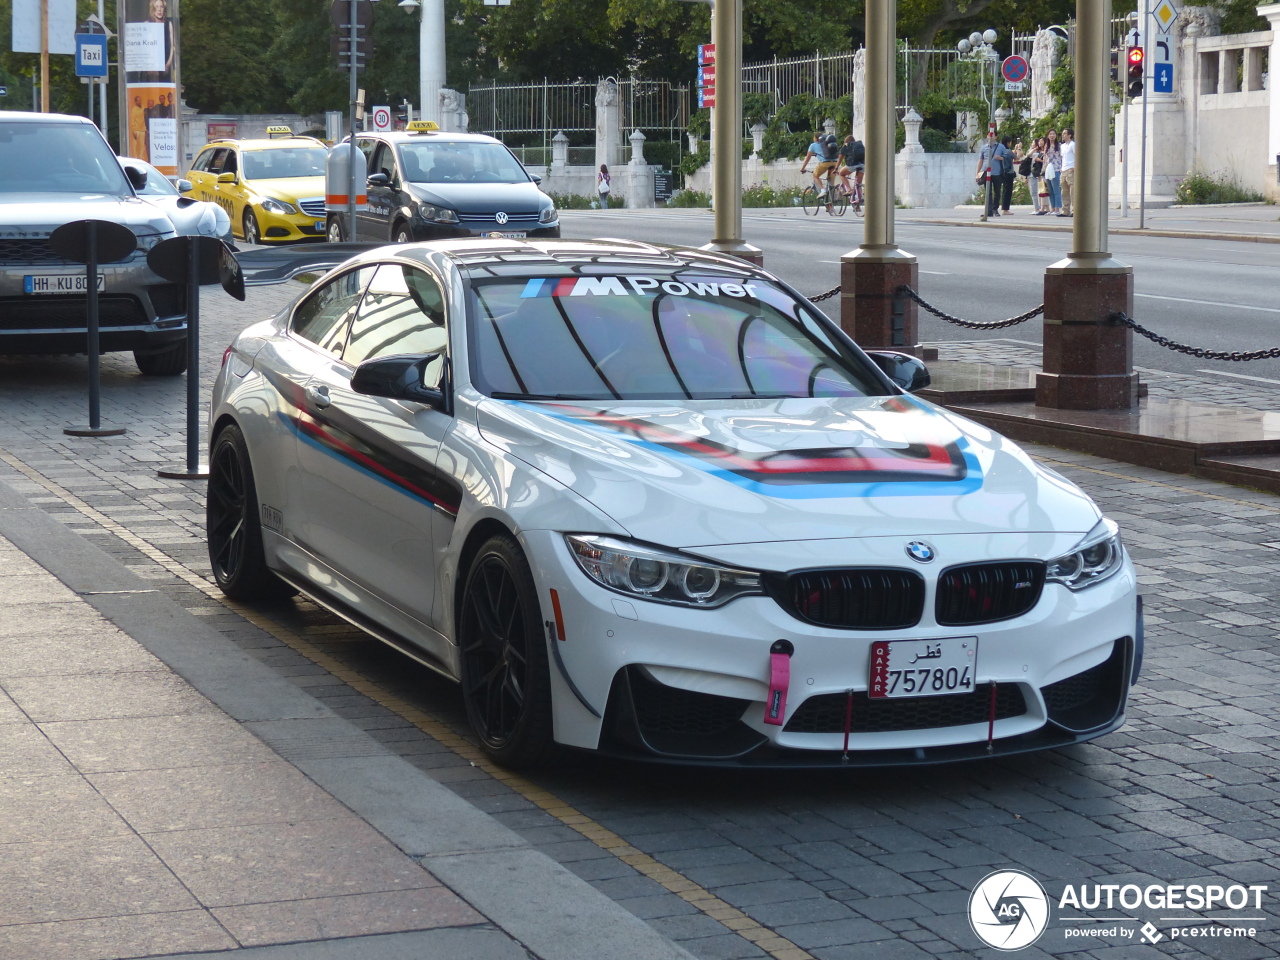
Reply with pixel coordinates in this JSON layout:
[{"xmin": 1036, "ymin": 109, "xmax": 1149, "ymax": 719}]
[
  {"xmin": 850, "ymin": 47, "xmax": 867, "ymax": 142},
  {"xmin": 1030, "ymin": 30, "xmax": 1063, "ymax": 119},
  {"xmin": 439, "ymin": 88, "xmax": 467, "ymax": 132},
  {"xmin": 595, "ymin": 78, "xmax": 619, "ymax": 108},
  {"xmin": 1178, "ymin": 5, "xmax": 1222, "ymax": 37}
]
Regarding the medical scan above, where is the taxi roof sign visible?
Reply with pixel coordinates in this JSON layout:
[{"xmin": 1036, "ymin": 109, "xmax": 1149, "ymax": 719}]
[
  {"xmin": 407, "ymin": 120, "xmax": 440, "ymax": 134},
  {"xmin": 266, "ymin": 125, "xmax": 293, "ymax": 138}
]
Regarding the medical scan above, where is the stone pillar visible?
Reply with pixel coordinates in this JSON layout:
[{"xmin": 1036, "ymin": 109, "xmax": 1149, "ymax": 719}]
[
  {"xmin": 550, "ymin": 130, "xmax": 569, "ymax": 177},
  {"xmin": 627, "ymin": 130, "xmax": 656, "ymax": 209},
  {"xmin": 687, "ymin": 132, "xmax": 700, "ymax": 153},
  {"xmin": 700, "ymin": 0, "xmax": 763, "ymax": 265},
  {"xmin": 897, "ymin": 107, "xmax": 927, "ymax": 209},
  {"xmin": 1260, "ymin": 4, "xmax": 1280, "ymax": 199},
  {"xmin": 1037, "ymin": 0, "xmax": 1138, "ymax": 410},
  {"xmin": 438, "ymin": 89, "xmax": 468, "ymax": 133},
  {"xmin": 595, "ymin": 79, "xmax": 621, "ymax": 171},
  {"xmin": 418, "ymin": 0, "xmax": 446, "ymax": 127},
  {"xmin": 750, "ymin": 122, "xmax": 766, "ymax": 159},
  {"xmin": 822, "ymin": 117, "xmax": 837, "ymax": 137},
  {"xmin": 839, "ymin": 0, "xmax": 919, "ymax": 354}
]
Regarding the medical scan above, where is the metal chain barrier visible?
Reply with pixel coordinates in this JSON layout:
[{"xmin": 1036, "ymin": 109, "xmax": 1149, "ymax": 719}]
[
  {"xmin": 809, "ymin": 285, "xmax": 841, "ymax": 303},
  {"xmin": 898, "ymin": 286, "xmax": 1044, "ymax": 330},
  {"xmin": 1112, "ymin": 312, "xmax": 1280, "ymax": 362}
]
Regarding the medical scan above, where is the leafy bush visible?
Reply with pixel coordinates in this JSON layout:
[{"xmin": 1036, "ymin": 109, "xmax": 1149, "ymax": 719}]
[
  {"xmin": 545, "ymin": 192, "xmax": 596, "ymax": 210},
  {"xmin": 741, "ymin": 183, "xmax": 805, "ymax": 207},
  {"xmin": 678, "ymin": 141, "xmax": 710, "ymax": 176},
  {"xmin": 668, "ymin": 189, "xmax": 711, "ymax": 207},
  {"xmin": 920, "ymin": 127, "xmax": 955, "ymax": 153},
  {"xmin": 1175, "ymin": 171, "xmax": 1264, "ymax": 204},
  {"xmin": 643, "ymin": 140, "xmax": 682, "ymax": 172}
]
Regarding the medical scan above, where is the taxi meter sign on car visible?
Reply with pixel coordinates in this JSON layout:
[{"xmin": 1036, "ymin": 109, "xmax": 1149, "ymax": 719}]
[{"xmin": 207, "ymin": 238, "xmax": 1140, "ymax": 768}]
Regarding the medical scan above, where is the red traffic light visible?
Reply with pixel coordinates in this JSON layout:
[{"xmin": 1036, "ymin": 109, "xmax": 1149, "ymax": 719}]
[{"xmin": 1127, "ymin": 46, "xmax": 1144, "ymax": 67}]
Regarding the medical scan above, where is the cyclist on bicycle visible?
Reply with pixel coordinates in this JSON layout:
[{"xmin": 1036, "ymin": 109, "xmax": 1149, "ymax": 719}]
[
  {"xmin": 837, "ymin": 135, "xmax": 865, "ymax": 200},
  {"xmin": 799, "ymin": 131, "xmax": 840, "ymax": 211}
]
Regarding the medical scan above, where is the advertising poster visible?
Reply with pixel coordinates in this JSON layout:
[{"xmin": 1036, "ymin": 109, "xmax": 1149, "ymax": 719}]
[{"xmin": 121, "ymin": 0, "xmax": 179, "ymax": 176}]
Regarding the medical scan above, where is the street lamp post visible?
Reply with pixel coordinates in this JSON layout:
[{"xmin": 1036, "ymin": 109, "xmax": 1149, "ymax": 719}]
[
  {"xmin": 957, "ymin": 29, "xmax": 1000, "ymax": 221},
  {"xmin": 398, "ymin": 0, "xmax": 445, "ymax": 126}
]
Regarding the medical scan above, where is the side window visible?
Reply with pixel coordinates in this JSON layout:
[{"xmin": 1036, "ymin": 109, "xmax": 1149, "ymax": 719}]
[
  {"xmin": 344, "ymin": 265, "xmax": 447, "ymax": 386},
  {"xmin": 205, "ymin": 148, "xmax": 228, "ymax": 174},
  {"xmin": 357, "ymin": 138, "xmax": 378, "ymax": 169},
  {"xmin": 372, "ymin": 143, "xmax": 398, "ymax": 182},
  {"xmin": 222, "ymin": 149, "xmax": 238, "ymax": 175},
  {"xmin": 291, "ymin": 266, "xmax": 374, "ymax": 355},
  {"xmin": 191, "ymin": 149, "xmax": 214, "ymax": 172}
]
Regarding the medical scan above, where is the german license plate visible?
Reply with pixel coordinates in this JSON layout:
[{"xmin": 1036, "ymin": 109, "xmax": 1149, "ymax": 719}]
[
  {"xmin": 24, "ymin": 274, "xmax": 104, "ymax": 294},
  {"xmin": 314, "ymin": 220, "xmax": 325, "ymax": 231},
  {"xmin": 868, "ymin": 637, "xmax": 977, "ymax": 699},
  {"xmin": 486, "ymin": 231, "xmax": 527, "ymax": 239}
]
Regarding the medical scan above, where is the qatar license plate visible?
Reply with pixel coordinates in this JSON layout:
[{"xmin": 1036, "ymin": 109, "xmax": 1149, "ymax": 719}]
[
  {"xmin": 24, "ymin": 274, "xmax": 104, "ymax": 294},
  {"xmin": 868, "ymin": 637, "xmax": 977, "ymax": 699}
]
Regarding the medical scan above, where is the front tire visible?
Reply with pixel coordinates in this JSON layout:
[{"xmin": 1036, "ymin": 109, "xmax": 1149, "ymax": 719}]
[
  {"xmin": 458, "ymin": 534, "xmax": 555, "ymax": 767},
  {"xmin": 134, "ymin": 341, "xmax": 187, "ymax": 376},
  {"xmin": 326, "ymin": 215, "xmax": 345, "ymax": 243},
  {"xmin": 801, "ymin": 185, "xmax": 821, "ymax": 216},
  {"xmin": 207, "ymin": 424, "xmax": 295, "ymax": 601},
  {"xmin": 243, "ymin": 210, "xmax": 261, "ymax": 246},
  {"xmin": 393, "ymin": 223, "xmax": 413, "ymax": 244}
]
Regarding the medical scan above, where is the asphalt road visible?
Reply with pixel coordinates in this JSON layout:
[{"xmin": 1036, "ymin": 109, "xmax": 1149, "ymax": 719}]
[{"xmin": 559, "ymin": 209, "xmax": 1280, "ymax": 383}]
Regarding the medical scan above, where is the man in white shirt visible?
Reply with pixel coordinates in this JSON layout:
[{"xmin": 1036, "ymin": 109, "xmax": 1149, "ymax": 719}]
[{"xmin": 1059, "ymin": 128, "xmax": 1075, "ymax": 218}]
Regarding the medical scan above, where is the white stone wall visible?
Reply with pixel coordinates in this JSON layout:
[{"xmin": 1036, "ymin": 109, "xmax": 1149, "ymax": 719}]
[{"xmin": 530, "ymin": 164, "xmax": 663, "ymax": 206}]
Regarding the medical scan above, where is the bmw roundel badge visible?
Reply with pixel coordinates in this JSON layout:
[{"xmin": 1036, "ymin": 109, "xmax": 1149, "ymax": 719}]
[{"xmin": 905, "ymin": 541, "xmax": 936, "ymax": 563}]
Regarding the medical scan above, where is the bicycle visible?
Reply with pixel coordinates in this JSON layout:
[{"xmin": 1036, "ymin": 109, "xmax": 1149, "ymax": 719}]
[{"xmin": 801, "ymin": 179, "xmax": 848, "ymax": 217}]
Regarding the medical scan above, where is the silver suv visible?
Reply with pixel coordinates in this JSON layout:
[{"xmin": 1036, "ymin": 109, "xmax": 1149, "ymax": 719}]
[{"xmin": 0, "ymin": 111, "xmax": 190, "ymax": 375}]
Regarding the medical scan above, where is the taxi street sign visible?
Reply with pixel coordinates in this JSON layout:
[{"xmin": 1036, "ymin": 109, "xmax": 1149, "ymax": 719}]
[{"xmin": 75, "ymin": 33, "xmax": 108, "ymax": 78}]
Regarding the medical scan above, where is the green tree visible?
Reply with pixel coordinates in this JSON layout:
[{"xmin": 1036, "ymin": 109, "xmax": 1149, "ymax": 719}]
[{"xmin": 180, "ymin": 0, "xmax": 284, "ymax": 113}]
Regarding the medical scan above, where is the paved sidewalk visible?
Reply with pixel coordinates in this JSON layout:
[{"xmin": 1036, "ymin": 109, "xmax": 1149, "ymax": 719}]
[{"xmin": 0, "ymin": 477, "xmax": 693, "ymax": 960}]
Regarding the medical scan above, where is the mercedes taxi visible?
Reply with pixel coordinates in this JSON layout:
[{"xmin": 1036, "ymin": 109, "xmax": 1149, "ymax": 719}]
[
  {"xmin": 186, "ymin": 126, "xmax": 328, "ymax": 245},
  {"xmin": 207, "ymin": 238, "xmax": 1141, "ymax": 768}
]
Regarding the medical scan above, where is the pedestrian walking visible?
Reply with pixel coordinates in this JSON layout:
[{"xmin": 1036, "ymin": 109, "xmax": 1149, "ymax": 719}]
[
  {"xmin": 1043, "ymin": 129, "xmax": 1062, "ymax": 215},
  {"xmin": 1000, "ymin": 136, "xmax": 1017, "ymax": 214},
  {"xmin": 974, "ymin": 132, "xmax": 1009, "ymax": 218},
  {"xmin": 1059, "ymin": 127, "xmax": 1075, "ymax": 217},
  {"xmin": 597, "ymin": 164, "xmax": 612, "ymax": 209},
  {"xmin": 1026, "ymin": 137, "xmax": 1047, "ymax": 214}
]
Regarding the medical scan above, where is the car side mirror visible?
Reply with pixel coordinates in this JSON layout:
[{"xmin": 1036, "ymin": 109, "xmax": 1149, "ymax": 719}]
[
  {"xmin": 865, "ymin": 350, "xmax": 931, "ymax": 392},
  {"xmin": 217, "ymin": 171, "xmax": 237, "ymax": 184},
  {"xmin": 366, "ymin": 172, "xmax": 391, "ymax": 188},
  {"xmin": 351, "ymin": 353, "xmax": 447, "ymax": 409},
  {"xmin": 125, "ymin": 166, "xmax": 148, "ymax": 191},
  {"xmin": 530, "ymin": 174, "xmax": 542, "ymax": 185},
  {"xmin": 176, "ymin": 178, "xmax": 193, "ymax": 193}
]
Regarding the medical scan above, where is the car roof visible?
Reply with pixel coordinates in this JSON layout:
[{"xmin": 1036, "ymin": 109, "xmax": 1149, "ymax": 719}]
[
  {"xmin": 201, "ymin": 137, "xmax": 326, "ymax": 151},
  {"xmin": 0, "ymin": 110, "xmax": 94, "ymax": 125},
  {"xmin": 352, "ymin": 238, "xmax": 773, "ymax": 282},
  {"xmin": 355, "ymin": 130, "xmax": 505, "ymax": 147}
]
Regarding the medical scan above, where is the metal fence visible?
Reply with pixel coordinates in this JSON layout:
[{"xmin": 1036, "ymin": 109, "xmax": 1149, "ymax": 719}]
[{"xmin": 466, "ymin": 78, "xmax": 690, "ymax": 166}]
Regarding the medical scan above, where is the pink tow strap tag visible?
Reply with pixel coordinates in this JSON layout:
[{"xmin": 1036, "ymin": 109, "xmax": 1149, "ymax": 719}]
[{"xmin": 765, "ymin": 639, "xmax": 794, "ymax": 726}]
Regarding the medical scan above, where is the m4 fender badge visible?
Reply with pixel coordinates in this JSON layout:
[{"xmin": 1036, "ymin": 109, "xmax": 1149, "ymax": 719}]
[{"xmin": 905, "ymin": 540, "xmax": 936, "ymax": 563}]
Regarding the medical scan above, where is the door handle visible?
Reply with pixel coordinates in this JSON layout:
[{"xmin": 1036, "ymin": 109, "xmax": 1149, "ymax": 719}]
[{"xmin": 305, "ymin": 385, "xmax": 331, "ymax": 409}]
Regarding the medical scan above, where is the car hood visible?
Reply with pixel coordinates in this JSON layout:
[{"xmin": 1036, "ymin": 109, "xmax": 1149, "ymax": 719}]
[
  {"xmin": 407, "ymin": 181, "xmax": 544, "ymax": 214},
  {"xmin": 475, "ymin": 395, "xmax": 1100, "ymax": 548},
  {"xmin": 0, "ymin": 194, "xmax": 174, "ymax": 238},
  {"xmin": 247, "ymin": 176, "xmax": 325, "ymax": 201},
  {"xmin": 140, "ymin": 195, "xmax": 233, "ymax": 240}
]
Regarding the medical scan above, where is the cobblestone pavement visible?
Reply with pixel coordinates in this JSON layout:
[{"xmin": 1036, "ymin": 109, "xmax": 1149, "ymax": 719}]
[{"xmin": 0, "ymin": 283, "xmax": 1276, "ymax": 960}]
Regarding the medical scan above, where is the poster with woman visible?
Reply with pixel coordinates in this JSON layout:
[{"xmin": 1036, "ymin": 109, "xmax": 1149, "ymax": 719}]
[{"xmin": 121, "ymin": 0, "xmax": 180, "ymax": 176}]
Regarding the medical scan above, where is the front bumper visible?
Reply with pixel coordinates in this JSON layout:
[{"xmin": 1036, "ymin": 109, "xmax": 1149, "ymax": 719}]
[
  {"xmin": 523, "ymin": 529, "xmax": 1139, "ymax": 766},
  {"xmin": 254, "ymin": 207, "xmax": 327, "ymax": 243},
  {"xmin": 408, "ymin": 220, "xmax": 560, "ymax": 241},
  {"xmin": 0, "ymin": 256, "xmax": 188, "ymax": 355}
]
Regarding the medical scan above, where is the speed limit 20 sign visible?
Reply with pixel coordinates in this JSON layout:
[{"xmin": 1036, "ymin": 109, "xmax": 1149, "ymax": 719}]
[{"xmin": 372, "ymin": 105, "xmax": 392, "ymax": 131}]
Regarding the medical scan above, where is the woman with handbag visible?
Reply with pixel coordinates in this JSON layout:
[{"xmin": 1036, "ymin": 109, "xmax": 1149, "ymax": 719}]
[
  {"xmin": 1042, "ymin": 130, "xmax": 1062, "ymax": 216},
  {"xmin": 1027, "ymin": 138, "xmax": 1047, "ymax": 215},
  {"xmin": 597, "ymin": 165, "xmax": 612, "ymax": 209}
]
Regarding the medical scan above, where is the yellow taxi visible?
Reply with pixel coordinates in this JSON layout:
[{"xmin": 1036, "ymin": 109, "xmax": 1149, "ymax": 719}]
[{"xmin": 185, "ymin": 126, "xmax": 328, "ymax": 244}]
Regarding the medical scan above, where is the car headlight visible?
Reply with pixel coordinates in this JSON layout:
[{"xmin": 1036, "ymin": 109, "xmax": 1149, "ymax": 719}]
[
  {"xmin": 260, "ymin": 197, "xmax": 297, "ymax": 215},
  {"xmin": 418, "ymin": 205, "xmax": 459, "ymax": 223},
  {"xmin": 565, "ymin": 535, "xmax": 763, "ymax": 608},
  {"xmin": 539, "ymin": 205, "xmax": 557, "ymax": 224},
  {"xmin": 1046, "ymin": 518, "xmax": 1124, "ymax": 590}
]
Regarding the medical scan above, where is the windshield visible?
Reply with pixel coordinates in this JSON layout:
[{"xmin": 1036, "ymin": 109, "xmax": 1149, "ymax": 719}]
[
  {"xmin": 242, "ymin": 146, "xmax": 327, "ymax": 180},
  {"xmin": 0, "ymin": 121, "xmax": 131, "ymax": 195},
  {"xmin": 469, "ymin": 274, "xmax": 885, "ymax": 401},
  {"xmin": 398, "ymin": 141, "xmax": 529, "ymax": 184}
]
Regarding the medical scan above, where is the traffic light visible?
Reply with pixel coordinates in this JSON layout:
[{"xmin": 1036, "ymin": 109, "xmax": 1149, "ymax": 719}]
[
  {"xmin": 1111, "ymin": 49, "xmax": 1120, "ymax": 83},
  {"xmin": 1127, "ymin": 46, "xmax": 1144, "ymax": 98}
]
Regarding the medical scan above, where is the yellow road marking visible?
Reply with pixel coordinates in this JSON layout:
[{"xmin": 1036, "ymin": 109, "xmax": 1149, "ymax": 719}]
[{"xmin": 0, "ymin": 446, "xmax": 814, "ymax": 960}]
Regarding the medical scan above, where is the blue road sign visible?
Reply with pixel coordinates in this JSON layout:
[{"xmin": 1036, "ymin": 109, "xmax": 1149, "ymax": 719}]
[
  {"xmin": 1153, "ymin": 62, "xmax": 1173, "ymax": 93},
  {"xmin": 75, "ymin": 34, "xmax": 108, "ymax": 78}
]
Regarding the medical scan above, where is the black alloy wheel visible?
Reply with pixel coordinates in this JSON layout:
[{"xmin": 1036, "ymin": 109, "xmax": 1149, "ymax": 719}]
[
  {"xmin": 458, "ymin": 535, "xmax": 555, "ymax": 766},
  {"xmin": 243, "ymin": 210, "xmax": 261, "ymax": 246},
  {"xmin": 206, "ymin": 425, "xmax": 294, "ymax": 601}
]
